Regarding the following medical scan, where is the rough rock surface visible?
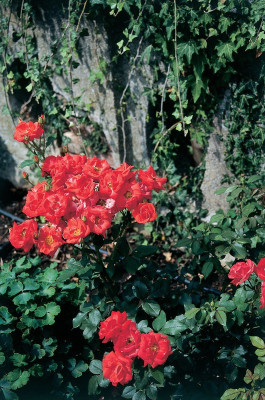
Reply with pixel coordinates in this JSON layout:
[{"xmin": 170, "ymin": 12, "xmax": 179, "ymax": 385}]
[
  {"xmin": 0, "ymin": 82, "xmax": 29, "ymax": 188},
  {"xmin": 201, "ymin": 118, "xmax": 230, "ymax": 216}
]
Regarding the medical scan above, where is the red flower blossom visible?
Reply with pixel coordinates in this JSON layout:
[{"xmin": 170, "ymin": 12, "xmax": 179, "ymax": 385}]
[
  {"xmin": 9, "ymin": 219, "xmax": 38, "ymax": 252},
  {"xmin": 113, "ymin": 320, "xmax": 141, "ymax": 359},
  {"xmin": 14, "ymin": 119, "xmax": 44, "ymax": 143},
  {"xmin": 99, "ymin": 311, "xmax": 128, "ymax": 343},
  {"xmin": 83, "ymin": 156, "xmax": 110, "ymax": 179},
  {"xmin": 138, "ymin": 166, "xmax": 167, "ymax": 192},
  {"xmin": 228, "ymin": 259, "xmax": 256, "ymax": 286},
  {"xmin": 36, "ymin": 225, "xmax": 64, "ymax": 257},
  {"xmin": 65, "ymin": 174, "xmax": 95, "ymax": 199},
  {"xmin": 256, "ymin": 258, "xmax": 265, "ymax": 281},
  {"xmin": 102, "ymin": 351, "xmax": 133, "ymax": 386},
  {"xmin": 63, "ymin": 218, "xmax": 89, "ymax": 244},
  {"xmin": 138, "ymin": 331, "xmax": 172, "ymax": 368},
  {"xmin": 132, "ymin": 202, "xmax": 157, "ymax": 223}
]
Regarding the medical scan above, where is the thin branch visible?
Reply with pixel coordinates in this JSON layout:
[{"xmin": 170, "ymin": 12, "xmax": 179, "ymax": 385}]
[
  {"xmin": 76, "ymin": 0, "xmax": 88, "ymax": 32},
  {"xmin": 159, "ymin": 65, "xmax": 171, "ymax": 135},
  {"xmin": 153, "ymin": 122, "xmax": 180, "ymax": 154},
  {"xmin": 173, "ymin": 0, "xmax": 185, "ymax": 133}
]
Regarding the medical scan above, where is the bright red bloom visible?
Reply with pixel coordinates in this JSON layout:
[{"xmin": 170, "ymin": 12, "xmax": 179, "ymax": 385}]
[
  {"xmin": 41, "ymin": 156, "xmax": 62, "ymax": 177},
  {"xmin": 138, "ymin": 331, "xmax": 172, "ymax": 368},
  {"xmin": 102, "ymin": 351, "xmax": 133, "ymax": 386},
  {"xmin": 14, "ymin": 119, "xmax": 44, "ymax": 143},
  {"xmin": 138, "ymin": 166, "xmax": 167, "ymax": 192},
  {"xmin": 42, "ymin": 190, "xmax": 71, "ymax": 224},
  {"xmin": 132, "ymin": 202, "xmax": 157, "ymax": 223},
  {"xmin": 99, "ymin": 311, "xmax": 128, "ymax": 343},
  {"xmin": 228, "ymin": 259, "xmax": 256, "ymax": 286},
  {"xmin": 22, "ymin": 181, "xmax": 50, "ymax": 217},
  {"xmin": 36, "ymin": 225, "xmax": 65, "ymax": 257},
  {"xmin": 113, "ymin": 320, "xmax": 141, "ymax": 359},
  {"xmin": 260, "ymin": 281, "xmax": 265, "ymax": 309},
  {"xmin": 83, "ymin": 156, "xmax": 110, "ymax": 179},
  {"xmin": 63, "ymin": 218, "xmax": 89, "ymax": 244},
  {"xmin": 65, "ymin": 174, "xmax": 95, "ymax": 199},
  {"xmin": 9, "ymin": 219, "xmax": 38, "ymax": 252},
  {"xmin": 256, "ymin": 258, "xmax": 265, "ymax": 281},
  {"xmin": 115, "ymin": 182, "xmax": 142, "ymax": 211},
  {"xmin": 83, "ymin": 207, "xmax": 112, "ymax": 237}
]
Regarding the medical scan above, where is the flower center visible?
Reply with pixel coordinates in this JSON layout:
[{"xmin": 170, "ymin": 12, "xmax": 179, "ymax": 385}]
[
  {"xmin": 125, "ymin": 191, "xmax": 132, "ymax": 199},
  {"xmin": 21, "ymin": 229, "xmax": 26, "ymax": 238},
  {"xmin": 150, "ymin": 345, "xmax": 158, "ymax": 353},
  {"xmin": 96, "ymin": 199, "xmax": 106, "ymax": 206},
  {"xmin": 95, "ymin": 216, "xmax": 100, "ymax": 225},
  {"xmin": 73, "ymin": 229, "xmax": 81, "ymax": 236},
  {"xmin": 126, "ymin": 337, "xmax": 134, "ymax": 344},
  {"xmin": 45, "ymin": 235, "xmax": 54, "ymax": 246},
  {"xmin": 93, "ymin": 165, "xmax": 100, "ymax": 171}
]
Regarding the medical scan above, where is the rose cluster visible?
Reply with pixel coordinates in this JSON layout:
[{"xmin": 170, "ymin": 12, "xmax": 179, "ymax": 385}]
[
  {"xmin": 228, "ymin": 258, "xmax": 265, "ymax": 307},
  {"xmin": 99, "ymin": 311, "xmax": 172, "ymax": 386},
  {"xmin": 14, "ymin": 117, "xmax": 44, "ymax": 143},
  {"xmin": 9, "ymin": 152, "xmax": 166, "ymax": 256}
]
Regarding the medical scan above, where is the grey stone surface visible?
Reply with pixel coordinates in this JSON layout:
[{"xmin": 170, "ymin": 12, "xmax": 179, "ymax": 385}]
[
  {"xmin": 0, "ymin": 81, "xmax": 29, "ymax": 188},
  {"xmin": 201, "ymin": 117, "xmax": 231, "ymax": 215}
]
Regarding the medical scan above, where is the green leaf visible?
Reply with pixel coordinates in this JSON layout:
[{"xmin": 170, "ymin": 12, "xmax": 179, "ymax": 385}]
[
  {"xmin": 216, "ymin": 42, "xmax": 235, "ymax": 61},
  {"xmin": 88, "ymin": 375, "xmax": 99, "ymax": 395},
  {"xmin": 71, "ymin": 360, "xmax": 89, "ymax": 378},
  {"xmin": 1, "ymin": 388, "xmax": 19, "ymax": 400},
  {"xmin": 46, "ymin": 302, "xmax": 60, "ymax": 316},
  {"xmin": 231, "ymin": 243, "xmax": 247, "ymax": 259},
  {"xmin": 10, "ymin": 371, "xmax": 30, "ymax": 390},
  {"xmin": 250, "ymin": 336, "xmax": 265, "ymax": 349},
  {"xmin": 19, "ymin": 159, "xmax": 35, "ymax": 168},
  {"xmin": 133, "ymin": 246, "xmax": 157, "ymax": 257},
  {"xmin": 161, "ymin": 316, "xmax": 186, "ymax": 335},
  {"xmin": 146, "ymin": 384, "xmax": 158, "ymax": 400},
  {"xmin": 215, "ymin": 310, "xmax": 227, "ymax": 326},
  {"xmin": 177, "ymin": 40, "xmax": 198, "ymax": 64},
  {"xmin": 89, "ymin": 309, "xmax": 101, "ymax": 326},
  {"xmin": 122, "ymin": 386, "xmax": 137, "ymax": 399},
  {"xmin": 43, "ymin": 268, "xmax": 58, "ymax": 282},
  {"xmin": 13, "ymin": 292, "xmax": 32, "ymax": 305},
  {"xmin": 89, "ymin": 360, "xmax": 102, "ymax": 375},
  {"xmin": 244, "ymin": 369, "xmax": 253, "ymax": 384},
  {"xmin": 185, "ymin": 308, "xmax": 200, "ymax": 319},
  {"xmin": 221, "ymin": 388, "xmax": 245, "ymax": 400},
  {"xmin": 150, "ymin": 369, "xmax": 164, "ymax": 385},
  {"xmin": 132, "ymin": 392, "xmax": 146, "ymax": 400},
  {"xmin": 202, "ymin": 261, "xmax": 213, "ymax": 278},
  {"xmin": 142, "ymin": 300, "xmax": 160, "ymax": 317},
  {"xmin": 8, "ymin": 281, "xmax": 23, "ymax": 296},
  {"xmin": 152, "ymin": 311, "xmax": 166, "ymax": 331}
]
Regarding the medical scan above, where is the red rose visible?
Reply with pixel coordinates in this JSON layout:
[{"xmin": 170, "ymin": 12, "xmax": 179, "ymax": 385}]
[
  {"xmin": 256, "ymin": 258, "xmax": 265, "ymax": 281},
  {"xmin": 99, "ymin": 311, "xmax": 127, "ymax": 343},
  {"xmin": 36, "ymin": 225, "xmax": 65, "ymax": 257},
  {"xmin": 65, "ymin": 174, "xmax": 95, "ymax": 199},
  {"xmin": 102, "ymin": 351, "xmax": 133, "ymax": 386},
  {"xmin": 138, "ymin": 166, "xmax": 167, "ymax": 192},
  {"xmin": 9, "ymin": 219, "xmax": 38, "ymax": 252},
  {"xmin": 138, "ymin": 331, "xmax": 172, "ymax": 368},
  {"xmin": 63, "ymin": 218, "xmax": 89, "ymax": 244},
  {"xmin": 83, "ymin": 156, "xmax": 110, "ymax": 179},
  {"xmin": 132, "ymin": 202, "xmax": 157, "ymax": 224},
  {"xmin": 228, "ymin": 259, "xmax": 256, "ymax": 286},
  {"xmin": 14, "ymin": 119, "xmax": 44, "ymax": 143},
  {"xmin": 114, "ymin": 320, "xmax": 141, "ymax": 359},
  {"xmin": 260, "ymin": 281, "xmax": 265, "ymax": 309},
  {"xmin": 83, "ymin": 207, "xmax": 112, "ymax": 237}
]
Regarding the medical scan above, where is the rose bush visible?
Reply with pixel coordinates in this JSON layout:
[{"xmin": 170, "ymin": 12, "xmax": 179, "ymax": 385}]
[{"xmin": 1, "ymin": 116, "xmax": 265, "ymax": 400}]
